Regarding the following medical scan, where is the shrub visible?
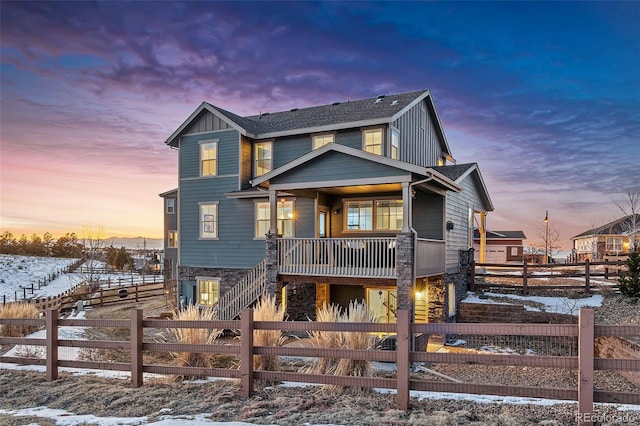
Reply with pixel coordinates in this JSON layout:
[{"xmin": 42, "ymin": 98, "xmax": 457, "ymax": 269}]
[
  {"xmin": 169, "ymin": 304, "xmax": 221, "ymax": 377},
  {"xmin": 0, "ymin": 303, "xmax": 40, "ymax": 337},
  {"xmin": 304, "ymin": 303, "xmax": 342, "ymax": 375},
  {"xmin": 252, "ymin": 293, "xmax": 285, "ymax": 371},
  {"xmin": 619, "ymin": 251, "xmax": 640, "ymax": 298}
]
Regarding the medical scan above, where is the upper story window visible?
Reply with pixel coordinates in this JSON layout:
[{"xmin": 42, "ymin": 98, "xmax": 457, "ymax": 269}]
[
  {"xmin": 254, "ymin": 141, "xmax": 272, "ymax": 177},
  {"xmin": 200, "ymin": 202, "xmax": 218, "ymax": 239},
  {"xmin": 390, "ymin": 128, "xmax": 399, "ymax": 160},
  {"xmin": 255, "ymin": 200, "xmax": 294, "ymax": 238},
  {"xmin": 312, "ymin": 133, "xmax": 335, "ymax": 150},
  {"xmin": 166, "ymin": 198, "xmax": 176, "ymax": 214},
  {"xmin": 197, "ymin": 278, "xmax": 219, "ymax": 306},
  {"xmin": 200, "ymin": 141, "xmax": 217, "ymax": 176},
  {"xmin": 345, "ymin": 199, "xmax": 402, "ymax": 231},
  {"xmin": 363, "ymin": 128, "xmax": 383, "ymax": 155},
  {"xmin": 168, "ymin": 230, "xmax": 178, "ymax": 248}
]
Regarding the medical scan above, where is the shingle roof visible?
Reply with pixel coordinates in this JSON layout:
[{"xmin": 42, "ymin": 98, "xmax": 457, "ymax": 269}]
[
  {"xmin": 571, "ymin": 214, "xmax": 640, "ymax": 239},
  {"xmin": 431, "ymin": 163, "xmax": 477, "ymax": 181},
  {"xmin": 473, "ymin": 230, "xmax": 527, "ymax": 240},
  {"xmin": 211, "ymin": 90, "xmax": 427, "ymax": 135}
]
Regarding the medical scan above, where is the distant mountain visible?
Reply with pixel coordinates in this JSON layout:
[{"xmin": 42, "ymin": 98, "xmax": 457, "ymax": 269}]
[{"xmin": 104, "ymin": 237, "xmax": 163, "ymax": 251}]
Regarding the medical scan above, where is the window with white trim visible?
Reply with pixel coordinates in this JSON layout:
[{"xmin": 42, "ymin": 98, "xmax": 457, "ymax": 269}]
[
  {"xmin": 166, "ymin": 198, "xmax": 176, "ymax": 214},
  {"xmin": 390, "ymin": 128, "xmax": 399, "ymax": 160},
  {"xmin": 255, "ymin": 200, "xmax": 294, "ymax": 237},
  {"xmin": 345, "ymin": 199, "xmax": 402, "ymax": 231},
  {"xmin": 200, "ymin": 141, "xmax": 217, "ymax": 176},
  {"xmin": 197, "ymin": 278, "xmax": 219, "ymax": 306},
  {"xmin": 200, "ymin": 203, "xmax": 218, "ymax": 239},
  {"xmin": 254, "ymin": 141, "xmax": 272, "ymax": 177},
  {"xmin": 606, "ymin": 237, "xmax": 623, "ymax": 252},
  {"xmin": 312, "ymin": 133, "xmax": 335, "ymax": 150},
  {"xmin": 168, "ymin": 230, "xmax": 178, "ymax": 248},
  {"xmin": 363, "ymin": 128, "xmax": 383, "ymax": 155}
]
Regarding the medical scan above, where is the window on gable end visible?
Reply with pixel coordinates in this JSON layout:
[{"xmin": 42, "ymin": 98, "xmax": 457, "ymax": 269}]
[
  {"xmin": 200, "ymin": 141, "xmax": 218, "ymax": 176},
  {"xmin": 166, "ymin": 198, "xmax": 176, "ymax": 214}
]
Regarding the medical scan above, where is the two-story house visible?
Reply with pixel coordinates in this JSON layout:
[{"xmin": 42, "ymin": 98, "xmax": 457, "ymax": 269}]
[
  {"xmin": 571, "ymin": 214, "xmax": 640, "ymax": 260},
  {"xmin": 159, "ymin": 188, "xmax": 178, "ymax": 280},
  {"xmin": 162, "ymin": 89, "xmax": 493, "ymax": 326}
]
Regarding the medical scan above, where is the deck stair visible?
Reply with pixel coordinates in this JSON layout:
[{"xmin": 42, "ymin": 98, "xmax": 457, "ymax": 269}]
[{"xmin": 215, "ymin": 259, "xmax": 267, "ymax": 320}]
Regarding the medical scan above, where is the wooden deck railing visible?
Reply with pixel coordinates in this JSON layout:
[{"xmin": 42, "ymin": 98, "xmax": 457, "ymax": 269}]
[
  {"xmin": 1, "ymin": 308, "xmax": 638, "ymax": 422},
  {"xmin": 277, "ymin": 237, "xmax": 397, "ymax": 278}
]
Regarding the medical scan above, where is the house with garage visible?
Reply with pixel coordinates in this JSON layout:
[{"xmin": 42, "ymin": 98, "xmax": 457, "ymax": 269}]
[
  {"xmin": 473, "ymin": 230, "xmax": 526, "ymax": 264},
  {"xmin": 162, "ymin": 89, "xmax": 493, "ymax": 326}
]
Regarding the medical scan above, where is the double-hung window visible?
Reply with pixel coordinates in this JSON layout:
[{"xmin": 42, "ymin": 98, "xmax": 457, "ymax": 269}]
[
  {"xmin": 168, "ymin": 231, "xmax": 178, "ymax": 248},
  {"xmin": 200, "ymin": 141, "xmax": 217, "ymax": 176},
  {"xmin": 197, "ymin": 278, "xmax": 219, "ymax": 306},
  {"xmin": 255, "ymin": 200, "xmax": 294, "ymax": 237},
  {"xmin": 312, "ymin": 133, "xmax": 334, "ymax": 150},
  {"xmin": 200, "ymin": 203, "xmax": 218, "ymax": 239},
  {"xmin": 166, "ymin": 198, "xmax": 176, "ymax": 214},
  {"xmin": 363, "ymin": 128, "xmax": 383, "ymax": 155},
  {"xmin": 390, "ymin": 128, "xmax": 399, "ymax": 160},
  {"xmin": 254, "ymin": 141, "xmax": 272, "ymax": 177}
]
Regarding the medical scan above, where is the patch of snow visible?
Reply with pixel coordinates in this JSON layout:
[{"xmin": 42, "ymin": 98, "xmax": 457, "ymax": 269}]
[{"xmin": 464, "ymin": 291, "xmax": 603, "ymax": 316}]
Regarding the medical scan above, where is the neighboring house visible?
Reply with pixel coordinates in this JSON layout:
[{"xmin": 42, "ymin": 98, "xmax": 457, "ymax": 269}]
[
  {"xmin": 473, "ymin": 230, "xmax": 526, "ymax": 263},
  {"xmin": 571, "ymin": 214, "xmax": 640, "ymax": 260},
  {"xmin": 159, "ymin": 188, "xmax": 178, "ymax": 281},
  {"xmin": 162, "ymin": 89, "xmax": 494, "ymax": 327}
]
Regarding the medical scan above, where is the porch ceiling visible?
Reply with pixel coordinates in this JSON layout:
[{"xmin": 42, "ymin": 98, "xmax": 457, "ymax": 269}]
[{"xmin": 310, "ymin": 183, "xmax": 402, "ymax": 195}]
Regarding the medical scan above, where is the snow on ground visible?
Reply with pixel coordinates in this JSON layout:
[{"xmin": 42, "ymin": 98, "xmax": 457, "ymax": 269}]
[{"xmin": 464, "ymin": 291, "xmax": 603, "ymax": 315}]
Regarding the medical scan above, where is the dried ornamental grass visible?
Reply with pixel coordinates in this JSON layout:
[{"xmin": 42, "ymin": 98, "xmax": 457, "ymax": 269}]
[
  {"xmin": 303, "ymin": 303, "xmax": 342, "ymax": 375},
  {"xmin": 0, "ymin": 303, "xmax": 40, "ymax": 337},
  {"xmin": 252, "ymin": 293, "xmax": 285, "ymax": 371},
  {"xmin": 169, "ymin": 304, "xmax": 221, "ymax": 376}
]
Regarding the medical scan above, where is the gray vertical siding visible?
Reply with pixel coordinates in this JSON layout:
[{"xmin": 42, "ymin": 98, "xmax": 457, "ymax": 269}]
[
  {"xmin": 444, "ymin": 174, "xmax": 487, "ymax": 271},
  {"xmin": 392, "ymin": 100, "xmax": 445, "ymax": 167},
  {"xmin": 184, "ymin": 110, "xmax": 232, "ymax": 135},
  {"xmin": 412, "ymin": 192, "xmax": 444, "ymax": 239}
]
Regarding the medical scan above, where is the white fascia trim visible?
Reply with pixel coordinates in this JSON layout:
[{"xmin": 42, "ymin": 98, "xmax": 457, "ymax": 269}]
[
  {"xmin": 424, "ymin": 168, "xmax": 463, "ymax": 192},
  {"xmin": 453, "ymin": 165, "xmax": 494, "ymax": 211},
  {"xmin": 252, "ymin": 143, "xmax": 432, "ymax": 187},
  {"xmin": 268, "ymin": 175, "xmax": 412, "ymax": 192},
  {"xmin": 254, "ymin": 118, "xmax": 390, "ymax": 139}
]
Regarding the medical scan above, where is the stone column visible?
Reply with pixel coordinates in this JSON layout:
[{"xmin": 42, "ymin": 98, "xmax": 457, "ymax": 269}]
[
  {"xmin": 265, "ymin": 232, "xmax": 278, "ymax": 296},
  {"xmin": 395, "ymin": 232, "xmax": 415, "ymax": 312}
]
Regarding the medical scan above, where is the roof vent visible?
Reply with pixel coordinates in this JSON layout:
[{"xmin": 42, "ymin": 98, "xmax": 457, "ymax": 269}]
[
  {"xmin": 290, "ymin": 108, "xmax": 298, "ymax": 112},
  {"xmin": 377, "ymin": 94, "xmax": 387, "ymax": 99},
  {"xmin": 374, "ymin": 98, "xmax": 382, "ymax": 103},
  {"xmin": 391, "ymin": 100, "xmax": 398, "ymax": 106},
  {"xmin": 332, "ymin": 102, "xmax": 341, "ymax": 106}
]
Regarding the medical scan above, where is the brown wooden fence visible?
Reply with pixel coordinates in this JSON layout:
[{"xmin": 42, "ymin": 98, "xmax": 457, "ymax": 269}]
[
  {"xmin": 472, "ymin": 259, "xmax": 627, "ymax": 294},
  {"xmin": 1, "ymin": 308, "xmax": 638, "ymax": 423}
]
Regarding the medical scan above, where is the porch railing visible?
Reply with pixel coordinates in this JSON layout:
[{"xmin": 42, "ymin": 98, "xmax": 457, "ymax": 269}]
[
  {"xmin": 216, "ymin": 259, "xmax": 267, "ymax": 320},
  {"xmin": 278, "ymin": 238, "xmax": 397, "ymax": 278},
  {"xmin": 415, "ymin": 238, "xmax": 445, "ymax": 277}
]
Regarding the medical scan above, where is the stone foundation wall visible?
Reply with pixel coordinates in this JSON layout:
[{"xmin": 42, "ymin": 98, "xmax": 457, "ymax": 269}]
[
  {"xmin": 595, "ymin": 336, "xmax": 640, "ymax": 387},
  {"xmin": 458, "ymin": 302, "xmax": 577, "ymax": 324},
  {"xmin": 283, "ymin": 283, "xmax": 317, "ymax": 321},
  {"xmin": 178, "ymin": 266, "xmax": 250, "ymax": 305}
]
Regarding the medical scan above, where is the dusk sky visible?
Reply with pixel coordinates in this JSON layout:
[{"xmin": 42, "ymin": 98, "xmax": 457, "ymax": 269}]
[{"xmin": 1, "ymin": 1, "xmax": 638, "ymax": 249}]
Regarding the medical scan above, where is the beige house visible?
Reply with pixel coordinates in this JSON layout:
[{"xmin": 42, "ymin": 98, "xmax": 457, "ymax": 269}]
[{"xmin": 571, "ymin": 214, "xmax": 640, "ymax": 260}]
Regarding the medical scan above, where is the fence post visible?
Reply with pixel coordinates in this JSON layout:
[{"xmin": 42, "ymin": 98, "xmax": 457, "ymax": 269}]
[
  {"xmin": 522, "ymin": 260, "xmax": 528, "ymax": 295},
  {"xmin": 100, "ymin": 288, "xmax": 104, "ymax": 306},
  {"xmin": 577, "ymin": 308, "xmax": 594, "ymax": 425},
  {"xmin": 135, "ymin": 284, "xmax": 139, "ymax": 302},
  {"xmin": 240, "ymin": 308, "xmax": 254, "ymax": 398},
  {"xmin": 131, "ymin": 309, "xmax": 143, "ymax": 387},
  {"xmin": 396, "ymin": 309, "xmax": 410, "ymax": 410},
  {"xmin": 46, "ymin": 308, "xmax": 58, "ymax": 381},
  {"xmin": 585, "ymin": 259, "xmax": 590, "ymax": 293}
]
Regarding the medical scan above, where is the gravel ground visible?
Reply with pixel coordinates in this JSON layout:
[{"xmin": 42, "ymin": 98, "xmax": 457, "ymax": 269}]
[{"xmin": 0, "ymin": 370, "xmax": 638, "ymax": 425}]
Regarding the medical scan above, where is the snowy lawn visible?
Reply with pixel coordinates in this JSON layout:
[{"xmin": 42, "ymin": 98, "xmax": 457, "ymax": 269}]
[{"xmin": 464, "ymin": 291, "xmax": 603, "ymax": 315}]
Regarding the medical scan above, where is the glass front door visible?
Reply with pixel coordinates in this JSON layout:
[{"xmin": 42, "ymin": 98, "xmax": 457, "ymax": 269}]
[{"xmin": 367, "ymin": 288, "xmax": 397, "ymax": 323}]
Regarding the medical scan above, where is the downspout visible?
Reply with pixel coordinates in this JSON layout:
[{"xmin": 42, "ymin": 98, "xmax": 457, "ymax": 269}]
[{"xmin": 407, "ymin": 174, "xmax": 435, "ymax": 351}]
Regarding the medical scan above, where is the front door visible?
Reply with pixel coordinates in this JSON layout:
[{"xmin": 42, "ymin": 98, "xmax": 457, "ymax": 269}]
[{"xmin": 367, "ymin": 288, "xmax": 398, "ymax": 323}]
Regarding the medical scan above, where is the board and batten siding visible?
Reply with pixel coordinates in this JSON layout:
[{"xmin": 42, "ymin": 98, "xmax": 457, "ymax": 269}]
[
  {"xmin": 444, "ymin": 174, "xmax": 487, "ymax": 272},
  {"xmin": 392, "ymin": 100, "xmax": 445, "ymax": 168},
  {"xmin": 411, "ymin": 191, "xmax": 445, "ymax": 240},
  {"xmin": 271, "ymin": 151, "xmax": 408, "ymax": 186},
  {"xmin": 183, "ymin": 110, "xmax": 232, "ymax": 135}
]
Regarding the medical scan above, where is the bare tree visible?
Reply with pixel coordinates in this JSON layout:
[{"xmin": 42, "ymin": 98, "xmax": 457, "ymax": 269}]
[
  {"xmin": 613, "ymin": 188, "xmax": 639, "ymax": 251},
  {"xmin": 535, "ymin": 212, "xmax": 561, "ymax": 263},
  {"xmin": 80, "ymin": 225, "xmax": 109, "ymax": 284}
]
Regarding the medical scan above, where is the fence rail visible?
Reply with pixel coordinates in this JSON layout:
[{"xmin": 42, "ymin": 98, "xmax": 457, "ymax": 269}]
[
  {"xmin": 472, "ymin": 259, "xmax": 628, "ymax": 294},
  {"xmin": 1, "ymin": 308, "xmax": 638, "ymax": 423}
]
